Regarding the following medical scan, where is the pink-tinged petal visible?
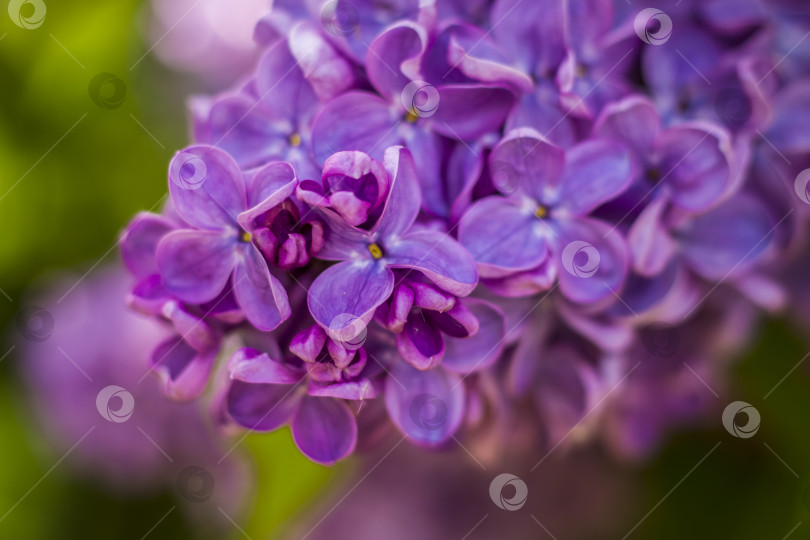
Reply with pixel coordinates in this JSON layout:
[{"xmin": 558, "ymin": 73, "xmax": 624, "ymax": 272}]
[
  {"xmin": 238, "ymin": 162, "xmax": 298, "ymax": 230},
  {"xmin": 429, "ymin": 302, "xmax": 479, "ymax": 338},
  {"xmin": 678, "ymin": 194, "xmax": 774, "ymax": 281},
  {"xmin": 628, "ymin": 196, "xmax": 677, "ymax": 276},
  {"xmin": 190, "ymin": 94, "xmax": 289, "ymax": 170},
  {"xmin": 385, "ymin": 361, "xmax": 466, "ymax": 445},
  {"xmin": 233, "ymin": 245, "xmax": 291, "ymax": 331},
  {"xmin": 507, "ymin": 312, "xmax": 552, "ymax": 395},
  {"xmin": 307, "ymin": 379, "xmax": 378, "ymax": 400},
  {"xmin": 226, "ymin": 380, "xmax": 303, "ymax": 431},
  {"xmin": 279, "ymin": 232, "xmax": 309, "ymax": 270},
  {"xmin": 150, "ymin": 336, "xmax": 217, "ymax": 402},
  {"xmin": 168, "ymin": 146, "xmax": 246, "ymax": 229},
  {"xmin": 458, "ymin": 196, "xmax": 550, "ymax": 278},
  {"xmin": 309, "ymin": 362, "xmax": 342, "ymax": 384},
  {"xmin": 308, "ymin": 259, "xmax": 395, "ymax": 336},
  {"xmin": 555, "ymin": 139, "xmax": 634, "ymax": 216},
  {"xmin": 228, "ymin": 347, "xmax": 303, "ymax": 385},
  {"xmin": 120, "ymin": 212, "xmax": 175, "ymax": 279},
  {"xmin": 410, "ymin": 281, "xmax": 455, "ymax": 312},
  {"xmin": 386, "ymin": 229, "xmax": 478, "ymax": 296},
  {"xmin": 558, "ymin": 301, "xmax": 634, "ymax": 352},
  {"xmin": 311, "ymin": 92, "xmax": 400, "ymax": 165},
  {"xmin": 288, "ymin": 22, "xmax": 354, "ymax": 101},
  {"xmin": 442, "ymin": 299, "xmax": 505, "ymax": 374},
  {"xmin": 327, "ymin": 192, "xmax": 371, "ymax": 226},
  {"xmin": 373, "ymin": 146, "xmax": 422, "ymax": 239},
  {"xmin": 593, "ymin": 95, "xmax": 660, "ymax": 157},
  {"xmin": 396, "ymin": 310, "xmax": 445, "ymax": 370},
  {"xmin": 343, "ymin": 348, "xmax": 370, "ymax": 379},
  {"xmin": 489, "ymin": 127, "xmax": 565, "ymax": 200},
  {"xmin": 534, "ymin": 344, "xmax": 600, "ymax": 448},
  {"xmin": 157, "ymin": 229, "xmax": 237, "ymax": 304},
  {"xmin": 290, "ymin": 325, "xmax": 328, "ymax": 363},
  {"xmin": 552, "ymin": 217, "xmax": 629, "ymax": 304},
  {"xmin": 128, "ymin": 274, "xmax": 172, "ymax": 316},
  {"xmin": 292, "ymin": 396, "xmax": 357, "ymax": 465},
  {"xmin": 161, "ymin": 301, "xmax": 218, "ymax": 352},
  {"xmin": 367, "ymin": 22, "xmax": 426, "ymax": 101},
  {"xmin": 657, "ymin": 124, "xmax": 732, "ymax": 212},
  {"xmin": 430, "ymin": 85, "xmax": 515, "ymax": 140},
  {"xmin": 736, "ymin": 56, "xmax": 775, "ymax": 132},
  {"xmin": 445, "ymin": 33, "xmax": 534, "ymax": 93},
  {"xmin": 734, "ymin": 273, "xmax": 786, "ymax": 313},
  {"xmin": 200, "ymin": 280, "xmax": 244, "ymax": 324},
  {"xmin": 317, "ymin": 150, "xmax": 390, "ymax": 225},
  {"xmin": 322, "ymin": 151, "xmax": 388, "ymax": 199},
  {"xmin": 385, "ymin": 283, "xmax": 415, "ymax": 332},
  {"xmin": 482, "ymin": 259, "xmax": 557, "ymax": 297},
  {"xmin": 326, "ymin": 339, "xmax": 355, "ymax": 369}
]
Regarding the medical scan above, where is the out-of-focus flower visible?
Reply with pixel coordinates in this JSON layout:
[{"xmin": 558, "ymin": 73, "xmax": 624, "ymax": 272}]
[
  {"xmin": 458, "ymin": 128, "xmax": 633, "ymax": 303},
  {"xmin": 19, "ymin": 267, "xmax": 251, "ymax": 530},
  {"xmin": 148, "ymin": 0, "xmax": 269, "ymax": 85}
]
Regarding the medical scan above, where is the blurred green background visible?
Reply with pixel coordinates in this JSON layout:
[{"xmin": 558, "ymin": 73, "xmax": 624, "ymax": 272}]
[{"xmin": 0, "ymin": 1, "xmax": 809, "ymax": 539}]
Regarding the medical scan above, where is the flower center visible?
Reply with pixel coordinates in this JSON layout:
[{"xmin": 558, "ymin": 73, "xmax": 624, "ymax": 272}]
[
  {"xmin": 646, "ymin": 167, "xmax": 661, "ymax": 184},
  {"xmin": 368, "ymin": 243, "xmax": 383, "ymax": 259},
  {"xmin": 289, "ymin": 132, "xmax": 302, "ymax": 147},
  {"xmin": 404, "ymin": 110, "xmax": 419, "ymax": 123},
  {"xmin": 241, "ymin": 231, "xmax": 252, "ymax": 243},
  {"xmin": 534, "ymin": 205, "xmax": 549, "ymax": 219}
]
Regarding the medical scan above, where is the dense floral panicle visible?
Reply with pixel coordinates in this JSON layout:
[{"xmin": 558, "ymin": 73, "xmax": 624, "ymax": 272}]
[{"xmin": 114, "ymin": 0, "xmax": 810, "ymax": 464}]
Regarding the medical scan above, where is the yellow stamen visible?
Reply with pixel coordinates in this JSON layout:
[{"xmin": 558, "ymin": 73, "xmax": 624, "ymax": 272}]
[
  {"xmin": 368, "ymin": 243, "xmax": 383, "ymax": 259},
  {"xmin": 289, "ymin": 132, "xmax": 302, "ymax": 147},
  {"xmin": 534, "ymin": 205, "xmax": 548, "ymax": 219},
  {"xmin": 405, "ymin": 110, "xmax": 419, "ymax": 123},
  {"xmin": 241, "ymin": 231, "xmax": 252, "ymax": 243}
]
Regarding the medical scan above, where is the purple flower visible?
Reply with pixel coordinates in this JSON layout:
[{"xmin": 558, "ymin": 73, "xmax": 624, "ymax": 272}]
[
  {"xmin": 191, "ymin": 36, "xmax": 334, "ymax": 178},
  {"xmin": 222, "ymin": 339, "xmax": 377, "ymax": 464},
  {"xmin": 595, "ymin": 95, "xmax": 734, "ymax": 216},
  {"xmin": 156, "ymin": 146, "xmax": 296, "ymax": 331},
  {"xmin": 458, "ymin": 128, "xmax": 634, "ymax": 303},
  {"xmin": 373, "ymin": 296, "xmax": 506, "ymax": 444},
  {"xmin": 379, "ymin": 277, "xmax": 503, "ymax": 371},
  {"xmin": 311, "ymin": 22, "xmax": 516, "ymax": 215},
  {"xmin": 296, "ymin": 150, "xmax": 389, "ymax": 227},
  {"xmin": 307, "ymin": 146, "xmax": 478, "ymax": 339},
  {"xmin": 614, "ymin": 192, "xmax": 777, "ymax": 318},
  {"xmin": 555, "ymin": 0, "xmax": 636, "ymax": 119}
]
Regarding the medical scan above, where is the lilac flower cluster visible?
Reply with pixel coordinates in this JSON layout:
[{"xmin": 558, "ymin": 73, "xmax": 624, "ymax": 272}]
[{"xmin": 121, "ymin": 0, "xmax": 810, "ymax": 464}]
